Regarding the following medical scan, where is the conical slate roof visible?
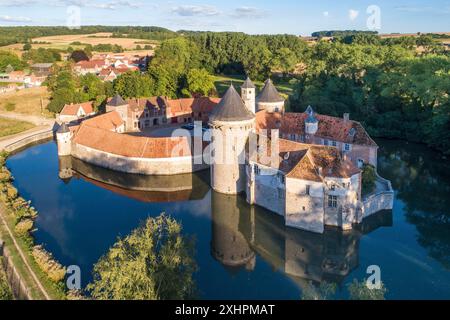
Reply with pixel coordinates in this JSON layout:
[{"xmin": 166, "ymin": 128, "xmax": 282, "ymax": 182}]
[
  {"xmin": 108, "ymin": 94, "xmax": 127, "ymax": 106},
  {"xmin": 209, "ymin": 85, "xmax": 255, "ymax": 122},
  {"xmin": 257, "ymin": 79, "xmax": 284, "ymax": 103},
  {"xmin": 241, "ymin": 77, "xmax": 256, "ymax": 89},
  {"xmin": 57, "ymin": 122, "xmax": 70, "ymax": 133}
]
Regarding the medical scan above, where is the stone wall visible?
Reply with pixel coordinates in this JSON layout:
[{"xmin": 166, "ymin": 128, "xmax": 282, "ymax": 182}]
[
  {"xmin": 285, "ymin": 178, "xmax": 325, "ymax": 234},
  {"xmin": 3, "ymin": 130, "xmax": 54, "ymax": 154},
  {"xmin": 72, "ymin": 143, "xmax": 208, "ymax": 176}
]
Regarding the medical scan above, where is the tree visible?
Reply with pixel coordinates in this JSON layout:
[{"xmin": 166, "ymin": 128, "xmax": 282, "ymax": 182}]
[
  {"xmin": 113, "ymin": 71, "xmax": 155, "ymax": 98},
  {"xmin": 348, "ymin": 279, "xmax": 387, "ymax": 300},
  {"xmin": 301, "ymin": 282, "xmax": 337, "ymax": 300},
  {"xmin": 184, "ymin": 68, "xmax": 215, "ymax": 97},
  {"xmin": 0, "ymin": 51, "xmax": 26, "ymax": 72},
  {"xmin": 362, "ymin": 164, "xmax": 376, "ymax": 196},
  {"xmin": 271, "ymin": 48, "xmax": 298, "ymax": 77},
  {"xmin": 70, "ymin": 50, "xmax": 89, "ymax": 63},
  {"xmin": 23, "ymin": 43, "xmax": 32, "ymax": 51},
  {"xmin": 88, "ymin": 213, "xmax": 197, "ymax": 300}
]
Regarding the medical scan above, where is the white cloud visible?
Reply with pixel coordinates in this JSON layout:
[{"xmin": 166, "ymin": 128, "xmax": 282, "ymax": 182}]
[
  {"xmin": 323, "ymin": 11, "xmax": 329, "ymax": 17},
  {"xmin": 171, "ymin": 5, "xmax": 220, "ymax": 17},
  {"xmin": 54, "ymin": 0, "xmax": 141, "ymax": 10},
  {"xmin": 0, "ymin": 15, "xmax": 32, "ymax": 22},
  {"xmin": 348, "ymin": 9, "xmax": 359, "ymax": 21},
  {"xmin": 231, "ymin": 6, "xmax": 267, "ymax": 19},
  {"xmin": 0, "ymin": 0, "xmax": 38, "ymax": 6}
]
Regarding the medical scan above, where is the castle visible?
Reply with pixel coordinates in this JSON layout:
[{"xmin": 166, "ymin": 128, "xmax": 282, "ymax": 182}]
[{"xmin": 56, "ymin": 77, "xmax": 393, "ymax": 234}]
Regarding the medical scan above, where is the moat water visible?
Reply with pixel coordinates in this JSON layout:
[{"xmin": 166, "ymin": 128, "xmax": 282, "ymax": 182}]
[{"xmin": 5, "ymin": 139, "xmax": 450, "ymax": 299}]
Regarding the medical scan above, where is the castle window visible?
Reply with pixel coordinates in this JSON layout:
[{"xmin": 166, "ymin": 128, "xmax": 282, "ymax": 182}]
[
  {"xmin": 305, "ymin": 185, "xmax": 311, "ymax": 195},
  {"xmin": 279, "ymin": 174, "xmax": 285, "ymax": 184},
  {"xmin": 330, "ymin": 185, "xmax": 336, "ymax": 191},
  {"xmin": 254, "ymin": 165, "xmax": 260, "ymax": 175},
  {"xmin": 332, "ymin": 141, "xmax": 337, "ymax": 147},
  {"xmin": 328, "ymin": 195, "xmax": 338, "ymax": 208},
  {"xmin": 324, "ymin": 139, "xmax": 329, "ymax": 146},
  {"xmin": 344, "ymin": 143, "xmax": 351, "ymax": 151},
  {"xmin": 357, "ymin": 159, "xmax": 364, "ymax": 168}
]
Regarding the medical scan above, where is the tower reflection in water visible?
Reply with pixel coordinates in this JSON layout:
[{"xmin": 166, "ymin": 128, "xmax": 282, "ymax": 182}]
[
  {"xmin": 211, "ymin": 191, "xmax": 392, "ymax": 288},
  {"xmin": 59, "ymin": 156, "xmax": 393, "ymax": 289}
]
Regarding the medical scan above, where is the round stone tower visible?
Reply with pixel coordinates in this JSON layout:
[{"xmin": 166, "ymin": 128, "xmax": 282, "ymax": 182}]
[
  {"xmin": 241, "ymin": 77, "xmax": 256, "ymax": 114},
  {"xmin": 304, "ymin": 105, "xmax": 318, "ymax": 135},
  {"xmin": 209, "ymin": 85, "xmax": 255, "ymax": 195},
  {"xmin": 256, "ymin": 79, "xmax": 285, "ymax": 113},
  {"xmin": 56, "ymin": 123, "xmax": 72, "ymax": 156}
]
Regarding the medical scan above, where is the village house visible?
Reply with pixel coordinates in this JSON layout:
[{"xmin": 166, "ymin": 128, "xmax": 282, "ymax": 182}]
[
  {"xmin": 56, "ymin": 77, "xmax": 393, "ymax": 234},
  {"xmin": 58, "ymin": 102, "xmax": 96, "ymax": 123}
]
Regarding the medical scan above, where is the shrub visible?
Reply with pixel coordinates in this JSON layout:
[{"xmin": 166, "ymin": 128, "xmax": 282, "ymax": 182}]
[
  {"xmin": 362, "ymin": 164, "xmax": 377, "ymax": 196},
  {"xmin": 0, "ymin": 262, "xmax": 13, "ymax": 300},
  {"xmin": 32, "ymin": 245, "xmax": 66, "ymax": 283},
  {"xmin": 15, "ymin": 218, "xmax": 34, "ymax": 237},
  {"xmin": 4, "ymin": 102, "xmax": 16, "ymax": 112},
  {"xmin": 0, "ymin": 168, "xmax": 11, "ymax": 183},
  {"xmin": 5, "ymin": 184, "xmax": 18, "ymax": 200}
]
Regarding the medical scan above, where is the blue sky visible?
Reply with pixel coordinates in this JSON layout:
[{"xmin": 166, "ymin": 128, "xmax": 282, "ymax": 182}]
[{"xmin": 0, "ymin": 0, "xmax": 449, "ymax": 35}]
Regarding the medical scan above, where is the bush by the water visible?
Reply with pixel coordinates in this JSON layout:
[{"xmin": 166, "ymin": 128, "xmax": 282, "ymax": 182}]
[
  {"xmin": 362, "ymin": 164, "xmax": 377, "ymax": 196},
  {"xmin": 32, "ymin": 245, "xmax": 66, "ymax": 283}
]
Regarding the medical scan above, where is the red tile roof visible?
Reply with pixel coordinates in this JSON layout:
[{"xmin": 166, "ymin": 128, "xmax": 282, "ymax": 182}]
[
  {"xmin": 75, "ymin": 60, "xmax": 106, "ymax": 69},
  {"xmin": 81, "ymin": 111, "xmax": 124, "ymax": 131},
  {"xmin": 60, "ymin": 102, "xmax": 94, "ymax": 116},
  {"xmin": 73, "ymin": 124, "xmax": 193, "ymax": 159},
  {"xmin": 255, "ymin": 111, "xmax": 377, "ymax": 147},
  {"xmin": 251, "ymin": 135, "xmax": 360, "ymax": 181}
]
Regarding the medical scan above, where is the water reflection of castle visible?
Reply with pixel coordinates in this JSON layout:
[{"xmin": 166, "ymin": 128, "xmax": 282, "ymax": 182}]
[
  {"xmin": 59, "ymin": 157, "xmax": 392, "ymax": 286},
  {"xmin": 211, "ymin": 192, "xmax": 392, "ymax": 286}
]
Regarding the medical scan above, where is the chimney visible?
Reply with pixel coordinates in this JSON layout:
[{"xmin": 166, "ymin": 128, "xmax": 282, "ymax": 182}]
[{"xmin": 343, "ymin": 113, "xmax": 350, "ymax": 122}]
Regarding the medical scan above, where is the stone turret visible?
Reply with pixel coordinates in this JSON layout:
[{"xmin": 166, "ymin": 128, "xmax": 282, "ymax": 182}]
[
  {"xmin": 256, "ymin": 79, "xmax": 285, "ymax": 113},
  {"xmin": 241, "ymin": 77, "xmax": 256, "ymax": 114},
  {"xmin": 58, "ymin": 155, "xmax": 73, "ymax": 183},
  {"xmin": 209, "ymin": 85, "xmax": 255, "ymax": 194},
  {"xmin": 56, "ymin": 123, "xmax": 72, "ymax": 156},
  {"xmin": 106, "ymin": 94, "xmax": 129, "ymax": 127},
  {"xmin": 305, "ymin": 105, "xmax": 318, "ymax": 135}
]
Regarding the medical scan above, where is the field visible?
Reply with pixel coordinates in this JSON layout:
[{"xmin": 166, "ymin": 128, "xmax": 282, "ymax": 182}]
[
  {"xmin": 0, "ymin": 32, "xmax": 157, "ymax": 57},
  {"xmin": 0, "ymin": 117, "xmax": 35, "ymax": 138},
  {"xmin": 0, "ymin": 87, "xmax": 52, "ymax": 118}
]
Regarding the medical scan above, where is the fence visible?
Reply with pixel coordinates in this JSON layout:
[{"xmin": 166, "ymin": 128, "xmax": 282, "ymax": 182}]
[{"xmin": 0, "ymin": 240, "xmax": 31, "ymax": 300}]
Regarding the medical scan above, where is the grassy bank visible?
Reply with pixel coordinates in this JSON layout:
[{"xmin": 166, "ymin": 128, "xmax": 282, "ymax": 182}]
[
  {"xmin": 0, "ymin": 152, "xmax": 66, "ymax": 300},
  {"xmin": 0, "ymin": 118, "xmax": 35, "ymax": 138}
]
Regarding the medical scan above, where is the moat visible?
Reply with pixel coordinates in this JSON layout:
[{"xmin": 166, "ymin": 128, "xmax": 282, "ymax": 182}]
[{"xmin": 5, "ymin": 139, "xmax": 450, "ymax": 299}]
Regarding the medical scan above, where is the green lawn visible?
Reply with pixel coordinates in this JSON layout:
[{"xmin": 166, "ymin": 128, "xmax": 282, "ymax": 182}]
[
  {"xmin": 213, "ymin": 74, "xmax": 296, "ymax": 97},
  {"xmin": 0, "ymin": 118, "xmax": 35, "ymax": 138}
]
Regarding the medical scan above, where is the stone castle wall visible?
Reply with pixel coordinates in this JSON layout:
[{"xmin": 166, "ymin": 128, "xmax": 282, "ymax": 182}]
[{"xmin": 72, "ymin": 143, "xmax": 208, "ymax": 176}]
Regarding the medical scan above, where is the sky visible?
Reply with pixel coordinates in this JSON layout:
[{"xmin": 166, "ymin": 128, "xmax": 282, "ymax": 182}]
[{"xmin": 0, "ymin": 0, "xmax": 449, "ymax": 35}]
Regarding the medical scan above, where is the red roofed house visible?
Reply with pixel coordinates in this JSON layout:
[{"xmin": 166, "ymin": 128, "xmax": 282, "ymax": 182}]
[
  {"xmin": 58, "ymin": 102, "xmax": 96, "ymax": 123},
  {"xmin": 74, "ymin": 60, "xmax": 107, "ymax": 75}
]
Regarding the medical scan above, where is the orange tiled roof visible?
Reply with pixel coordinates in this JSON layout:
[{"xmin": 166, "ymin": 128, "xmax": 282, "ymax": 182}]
[
  {"xmin": 73, "ymin": 124, "xmax": 193, "ymax": 159},
  {"xmin": 60, "ymin": 102, "xmax": 94, "ymax": 116},
  {"xmin": 252, "ymin": 135, "xmax": 360, "ymax": 181},
  {"xmin": 75, "ymin": 59, "xmax": 106, "ymax": 69},
  {"xmin": 166, "ymin": 97, "xmax": 220, "ymax": 117},
  {"xmin": 255, "ymin": 111, "xmax": 377, "ymax": 147},
  {"xmin": 81, "ymin": 111, "xmax": 123, "ymax": 131}
]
